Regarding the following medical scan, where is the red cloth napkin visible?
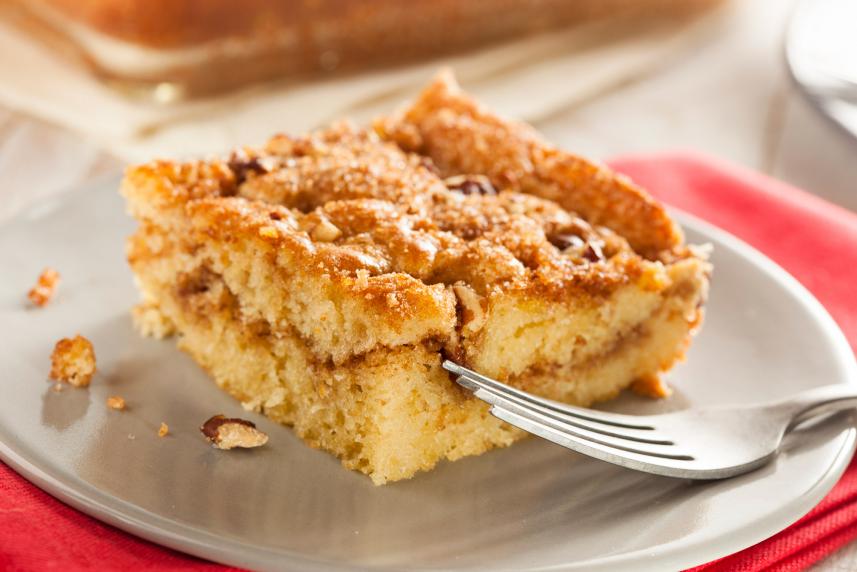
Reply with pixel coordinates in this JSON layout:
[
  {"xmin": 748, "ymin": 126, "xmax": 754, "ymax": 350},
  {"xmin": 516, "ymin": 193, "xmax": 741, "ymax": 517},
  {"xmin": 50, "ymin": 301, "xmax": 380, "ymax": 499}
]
[{"xmin": 2, "ymin": 153, "xmax": 856, "ymax": 571}]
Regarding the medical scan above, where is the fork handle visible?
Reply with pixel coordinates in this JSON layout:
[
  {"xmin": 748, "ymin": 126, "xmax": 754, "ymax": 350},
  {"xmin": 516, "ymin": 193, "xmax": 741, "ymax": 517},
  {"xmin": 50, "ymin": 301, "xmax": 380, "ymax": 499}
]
[{"xmin": 782, "ymin": 384, "xmax": 857, "ymax": 430}]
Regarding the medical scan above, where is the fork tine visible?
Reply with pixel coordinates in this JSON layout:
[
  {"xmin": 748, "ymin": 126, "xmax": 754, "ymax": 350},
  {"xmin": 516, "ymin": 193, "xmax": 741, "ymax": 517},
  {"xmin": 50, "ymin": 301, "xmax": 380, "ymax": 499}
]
[
  {"xmin": 454, "ymin": 373, "xmax": 674, "ymax": 445},
  {"xmin": 459, "ymin": 376, "xmax": 693, "ymax": 460},
  {"xmin": 491, "ymin": 406, "xmax": 698, "ymax": 479},
  {"xmin": 443, "ymin": 360, "xmax": 657, "ymax": 430}
]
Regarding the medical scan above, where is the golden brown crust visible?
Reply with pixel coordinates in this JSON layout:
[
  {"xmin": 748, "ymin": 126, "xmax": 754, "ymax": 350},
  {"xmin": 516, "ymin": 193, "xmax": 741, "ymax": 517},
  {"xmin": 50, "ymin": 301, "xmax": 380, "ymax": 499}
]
[
  {"xmin": 184, "ymin": 197, "xmax": 457, "ymax": 330},
  {"xmin": 123, "ymin": 119, "xmax": 651, "ymax": 307},
  {"xmin": 375, "ymin": 70, "xmax": 683, "ymax": 258}
]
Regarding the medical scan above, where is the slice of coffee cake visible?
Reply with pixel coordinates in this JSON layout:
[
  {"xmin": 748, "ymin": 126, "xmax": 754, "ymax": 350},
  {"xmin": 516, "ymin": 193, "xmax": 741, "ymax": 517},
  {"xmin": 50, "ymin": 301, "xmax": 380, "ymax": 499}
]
[{"xmin": 121, "ymin": 72, "xmax": 709, "ymax": 484}]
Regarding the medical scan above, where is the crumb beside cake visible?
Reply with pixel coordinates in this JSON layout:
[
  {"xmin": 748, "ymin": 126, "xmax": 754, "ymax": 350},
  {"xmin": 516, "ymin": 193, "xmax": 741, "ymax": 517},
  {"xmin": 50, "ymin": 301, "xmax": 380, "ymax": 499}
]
[
  {"xmin": 28, "ymin": 268, "xmax": 60, "ymax": 307},
  {"xmin": 50, "ymin": 335, "xmax": 96, "ymax": 388},
  {"xmin": 121, "ymin": 72, "xmax": 710, "ymax": 484}
]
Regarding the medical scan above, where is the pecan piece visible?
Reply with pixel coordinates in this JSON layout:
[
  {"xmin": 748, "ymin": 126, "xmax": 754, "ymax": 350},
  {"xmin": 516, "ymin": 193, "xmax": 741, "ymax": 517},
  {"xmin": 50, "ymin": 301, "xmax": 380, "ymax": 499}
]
[
  {"xmin": 444, "ymin": 175, "xmax": 497, "ymax": 196},
  {"xmin": 548, "ymin": 233, "xmax": 585, "ymax": 251},
  {"xmin": 228, "ymin": 149, "xmax": 272, "ymax": 186},
  {"xmin": 583, "ymin": 240, "xmax": 605, "ymax": 262},
  {"xmin": 309, "ymin": 218, "xmax": 342, "ymax": 242},
  {"xmin": 550, "ymin": 233, "xmax": 606, "ymax": 263},
  {"xmin": 201, "ymin": 415, "xmax": 268, "ymax": 450}
]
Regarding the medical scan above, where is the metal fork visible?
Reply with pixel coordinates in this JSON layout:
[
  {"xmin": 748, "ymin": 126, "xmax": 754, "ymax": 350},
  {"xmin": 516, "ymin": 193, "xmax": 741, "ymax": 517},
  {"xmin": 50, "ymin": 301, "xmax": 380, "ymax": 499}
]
[{"xmin": 443, "ymin": 361, "xmax": 857, "ymax": 479}]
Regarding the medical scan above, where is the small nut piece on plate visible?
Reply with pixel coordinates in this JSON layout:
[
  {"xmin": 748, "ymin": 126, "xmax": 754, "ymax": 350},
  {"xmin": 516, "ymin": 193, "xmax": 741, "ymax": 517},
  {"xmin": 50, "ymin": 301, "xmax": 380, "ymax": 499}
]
[
  {"xmin": 158, "ymin": 422, "xmax": 170, "ymax": 437},
  {"xmin": 49, "ymin": 335, "xmax": 96, "ymax": 387},
  {"xmin": 106, "ymin": 396, "xmax": 126, "ymax": 410},
  {"xmin": 200, "ymin": 415, "xmax": 268, "ymax": 450},
  {"xmin": 28, "ymin": 268, "xmax": 60, "ymax": 307}
]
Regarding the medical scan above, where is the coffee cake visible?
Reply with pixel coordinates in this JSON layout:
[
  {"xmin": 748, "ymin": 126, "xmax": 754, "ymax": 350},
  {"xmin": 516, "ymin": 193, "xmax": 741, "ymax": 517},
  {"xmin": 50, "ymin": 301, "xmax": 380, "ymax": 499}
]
[{"xmin": 121, "ymin": 72, "xmax": 709, "ymax": 484}]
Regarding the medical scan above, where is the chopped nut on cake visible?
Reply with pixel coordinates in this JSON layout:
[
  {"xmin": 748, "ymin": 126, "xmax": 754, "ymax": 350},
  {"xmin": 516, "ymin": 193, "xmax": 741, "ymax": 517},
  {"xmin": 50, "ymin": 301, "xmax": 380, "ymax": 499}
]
[
  {"xmin": 201, "ymin": 415, "xmax": 268, "ymax": 449},
  {"xmin": 158, "ymin": 422, "xmax": 170, "ymax": 437},
  {"xmin": 106, "ymin": 396, "xmax": 126, "ymax": 410},
  {"xmin": 49, "ymin": 335, "xmax": 96, "ymax": 388},
  {"xmin": 28, "ymin": 268, "xmax": 60, "ymax": 307},
  {"xmin": 121, "ymin": 71, "xmax": 709, "ymax": 484}
]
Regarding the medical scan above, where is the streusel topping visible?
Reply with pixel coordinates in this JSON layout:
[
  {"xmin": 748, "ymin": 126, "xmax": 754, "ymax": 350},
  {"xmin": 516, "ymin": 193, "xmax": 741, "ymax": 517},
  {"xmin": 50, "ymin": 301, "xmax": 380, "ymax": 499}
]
[
  {"xmin": 157, "ymin": 122, "xmax": 647, "ymax": 299},
  {"xmin": 376, "ymin": 71, "xmax": 682, "ymax": 257},
  {"xmin": 125, "ymin": 77, "xmax": 688, "ymax": 303}
]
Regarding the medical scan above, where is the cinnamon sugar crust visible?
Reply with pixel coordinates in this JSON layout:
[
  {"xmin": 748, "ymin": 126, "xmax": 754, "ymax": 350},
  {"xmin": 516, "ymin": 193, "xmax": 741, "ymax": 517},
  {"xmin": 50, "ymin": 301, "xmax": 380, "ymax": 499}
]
[
  {"xmin": 125, "ymin": 120, "xmax": 662, "ymax": 308},
  {"xmin": 375, "ymin": 70, "xmax": 683, "ymax": 259}
]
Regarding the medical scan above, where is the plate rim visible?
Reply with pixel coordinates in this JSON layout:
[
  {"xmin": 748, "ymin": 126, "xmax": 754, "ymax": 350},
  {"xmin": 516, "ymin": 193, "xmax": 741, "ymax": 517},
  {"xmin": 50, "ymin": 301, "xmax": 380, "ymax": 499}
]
[{"xmin": 1, "ymin": 193, "xmax": 855, "ymax": 571}]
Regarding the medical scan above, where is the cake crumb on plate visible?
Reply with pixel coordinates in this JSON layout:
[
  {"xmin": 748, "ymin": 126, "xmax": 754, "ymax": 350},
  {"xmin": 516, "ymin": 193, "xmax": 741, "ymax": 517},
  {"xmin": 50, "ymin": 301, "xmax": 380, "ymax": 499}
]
[
  {"xmin": 49, "ymin": 335, "xmax": 96, "ymax": 388},
  {"xmin": 28, "ymin": 268, "xmax": 60, "ymax": 307}
]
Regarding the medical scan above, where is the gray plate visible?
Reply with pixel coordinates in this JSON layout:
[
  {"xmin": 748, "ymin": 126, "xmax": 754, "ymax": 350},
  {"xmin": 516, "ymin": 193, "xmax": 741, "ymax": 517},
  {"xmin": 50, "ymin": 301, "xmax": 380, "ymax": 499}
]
[{"xmin": 1, "ymin": 176, "xmax": 855, "ymax": 571}]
